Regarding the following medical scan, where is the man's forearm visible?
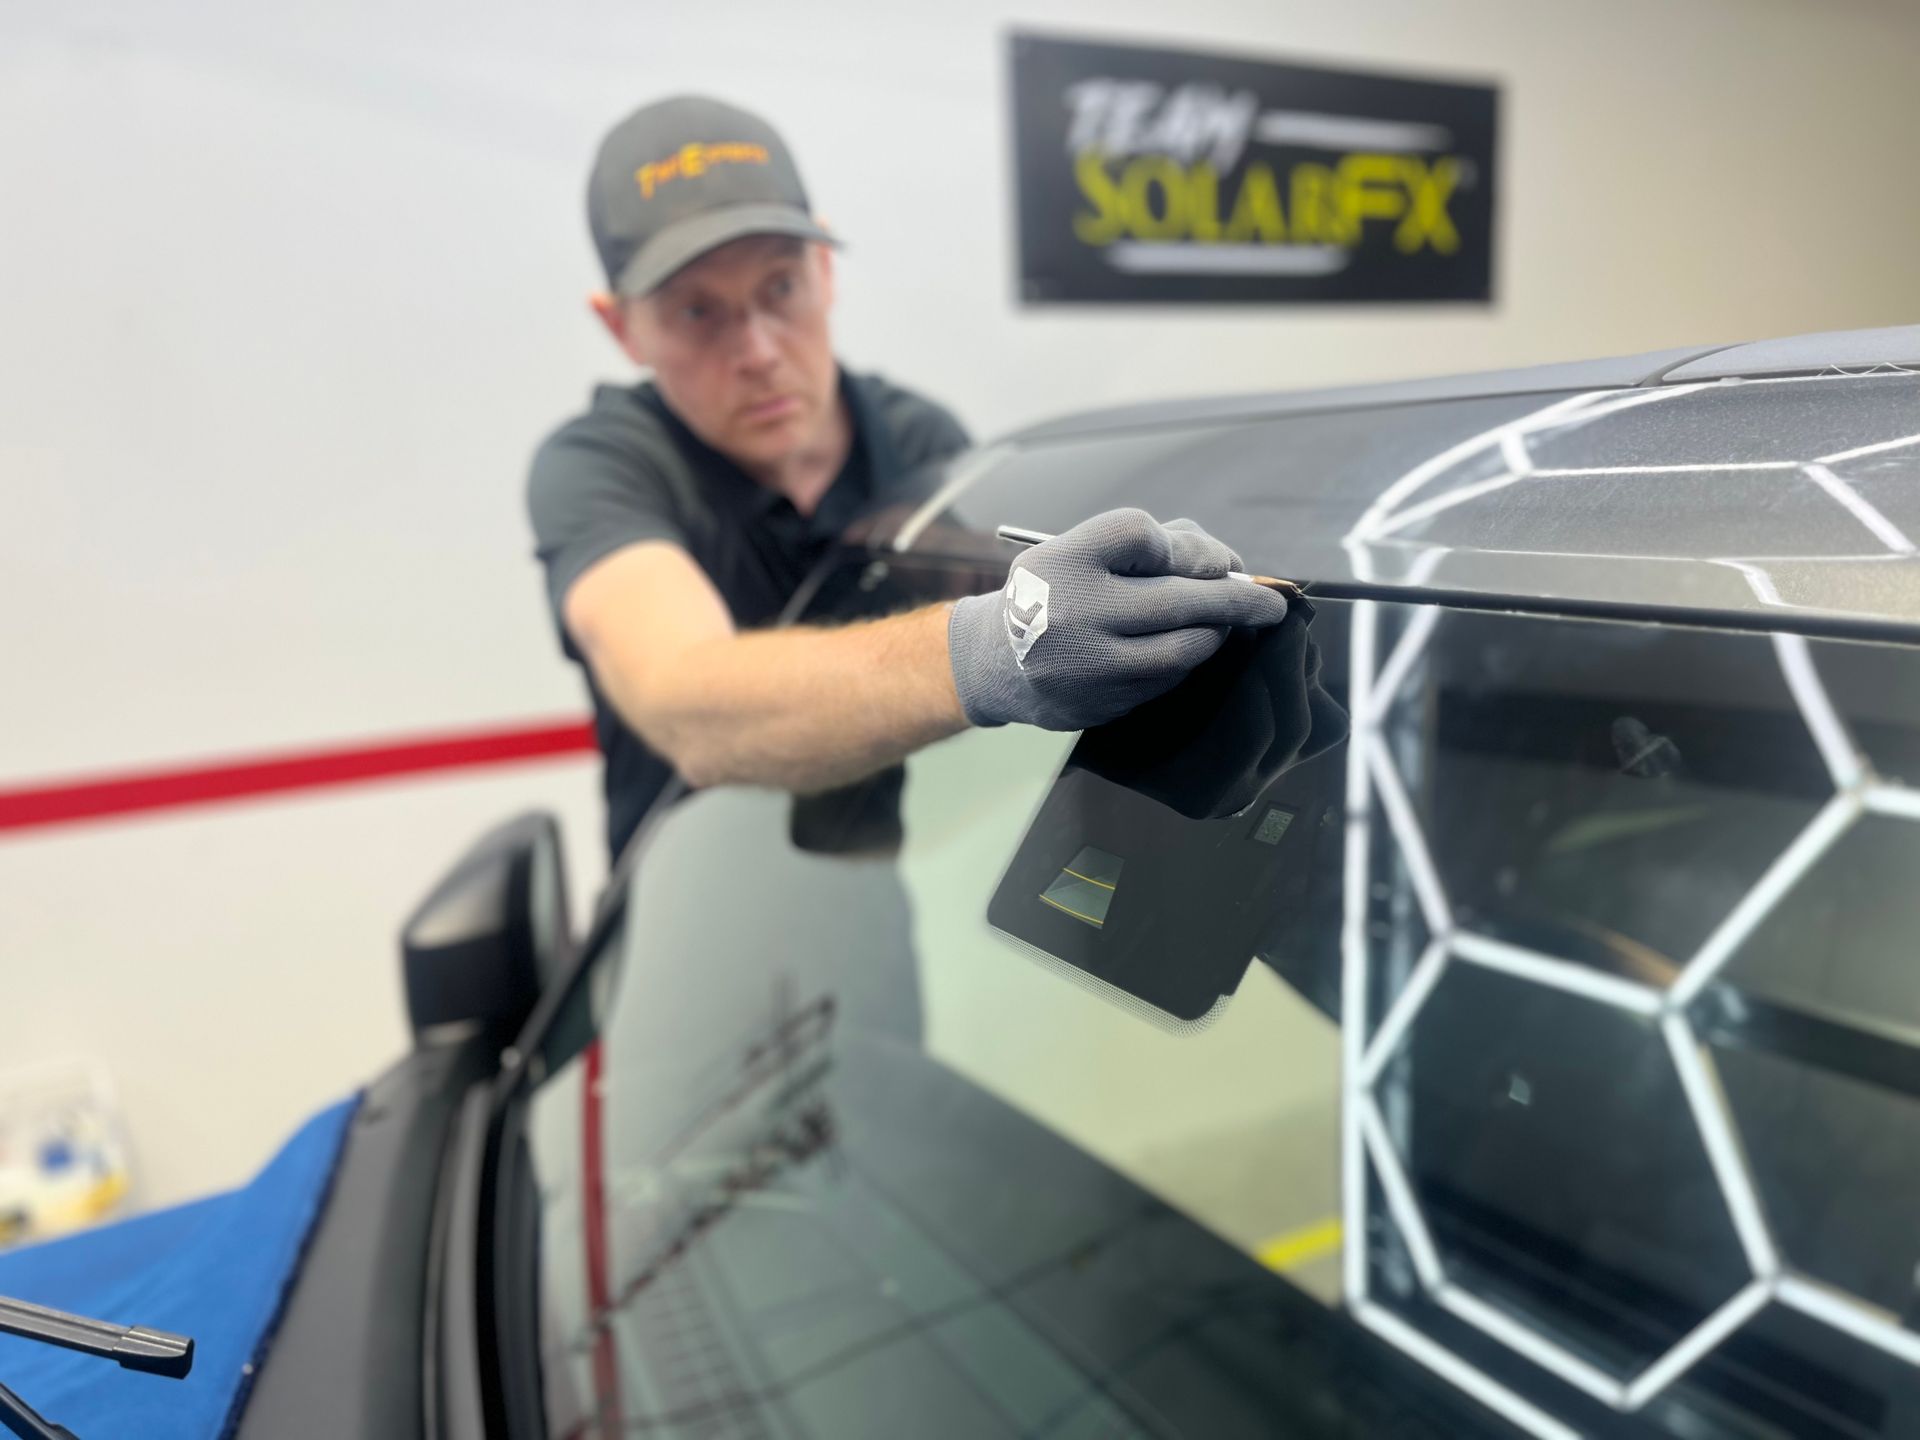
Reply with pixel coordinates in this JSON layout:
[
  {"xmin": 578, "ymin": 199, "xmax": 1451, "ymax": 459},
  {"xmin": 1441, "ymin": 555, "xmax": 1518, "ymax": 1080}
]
[{"xmin": 603, "ymin": 603, "xmax": 969, "ymax": 791}]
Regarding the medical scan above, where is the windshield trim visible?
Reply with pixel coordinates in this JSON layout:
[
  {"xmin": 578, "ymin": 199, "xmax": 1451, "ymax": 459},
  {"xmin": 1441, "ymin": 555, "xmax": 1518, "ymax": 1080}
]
[{"xmin": 893, "ymin": 526, "xmax": 1920, "ymax": 650}]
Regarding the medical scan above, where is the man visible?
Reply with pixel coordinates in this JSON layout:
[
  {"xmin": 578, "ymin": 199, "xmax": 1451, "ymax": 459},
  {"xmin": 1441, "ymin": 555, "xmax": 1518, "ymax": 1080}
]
[{"xmin": 529, "ymin": 96, "xmax": 1288, "ymax": 860}]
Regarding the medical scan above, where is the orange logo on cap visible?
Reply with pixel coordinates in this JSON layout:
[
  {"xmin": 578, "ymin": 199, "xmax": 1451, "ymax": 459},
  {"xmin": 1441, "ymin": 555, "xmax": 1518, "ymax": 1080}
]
[{"xmin": 636, "ymin": 142, "xmax": 770, "ymax": 199}]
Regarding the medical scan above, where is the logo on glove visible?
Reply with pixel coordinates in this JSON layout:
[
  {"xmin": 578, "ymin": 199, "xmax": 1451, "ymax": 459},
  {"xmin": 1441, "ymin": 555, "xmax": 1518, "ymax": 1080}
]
[{"xmin": 1003, "ymin": 566, "xmax": 1050, "ymax": 668}]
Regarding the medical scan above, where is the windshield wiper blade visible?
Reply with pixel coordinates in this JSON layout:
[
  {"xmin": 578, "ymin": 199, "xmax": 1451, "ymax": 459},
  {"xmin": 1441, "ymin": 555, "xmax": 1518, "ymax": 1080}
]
[
  {"xmin": 0, "ymin": 1294, "xmax": 193, "ymax": 1440},
  {"xmin": 0, "ymin": 1297, "xmax": 192, "ymax": 1378}
]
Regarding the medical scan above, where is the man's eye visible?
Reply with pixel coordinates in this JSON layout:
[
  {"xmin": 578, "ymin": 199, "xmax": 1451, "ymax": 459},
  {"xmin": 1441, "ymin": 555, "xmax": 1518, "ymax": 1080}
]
[
  {"xmin": 768, "ymin": 275, "xmax": 794, "ymax": 300},
  {"xmin": 681, "ymin": 304, "xmax": 709, "ymax": 323}
]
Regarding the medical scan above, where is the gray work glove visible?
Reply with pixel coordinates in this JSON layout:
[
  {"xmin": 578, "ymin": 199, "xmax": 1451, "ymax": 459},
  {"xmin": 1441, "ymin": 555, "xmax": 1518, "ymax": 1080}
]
[{"xmin": 949, "ymin": 508, "xmax": 1290, "ymax": 730}]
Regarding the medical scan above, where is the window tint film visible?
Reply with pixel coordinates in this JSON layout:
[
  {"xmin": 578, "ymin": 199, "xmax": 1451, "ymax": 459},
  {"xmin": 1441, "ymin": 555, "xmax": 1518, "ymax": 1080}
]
[
  {"xmin": 515, "ymin": 553, "xmax": 1920, "ymax": 1440},
  {"xmin": 946, "ymin": 372, "xmax": 1920, "ymax": 633}
]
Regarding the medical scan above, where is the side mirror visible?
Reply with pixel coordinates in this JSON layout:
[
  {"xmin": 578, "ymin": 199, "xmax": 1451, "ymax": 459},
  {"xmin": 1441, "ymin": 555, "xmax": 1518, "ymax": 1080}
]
[{"xmin": 401, "ymin": 811, "xmax": 572, "ymax": 1045}]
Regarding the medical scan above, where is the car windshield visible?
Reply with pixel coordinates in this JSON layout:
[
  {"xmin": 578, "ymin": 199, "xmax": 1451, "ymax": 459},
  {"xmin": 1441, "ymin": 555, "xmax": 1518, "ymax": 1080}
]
[{"xmin": 511, "ymin": 549, "xmax": 1920, "ymax": 1439}]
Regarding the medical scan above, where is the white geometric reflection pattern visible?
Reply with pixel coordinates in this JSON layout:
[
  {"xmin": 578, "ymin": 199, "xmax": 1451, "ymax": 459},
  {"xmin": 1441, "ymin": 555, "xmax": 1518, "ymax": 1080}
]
[{"xmin": 1335, "ymin": 376, "xmax": 1920, "ymax": 1437}]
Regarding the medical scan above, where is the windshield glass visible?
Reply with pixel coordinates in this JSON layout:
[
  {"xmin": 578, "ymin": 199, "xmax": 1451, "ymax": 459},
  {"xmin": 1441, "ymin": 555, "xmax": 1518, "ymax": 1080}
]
[{"xmin": 515, "ymin": 554, "xmax": 1920, "ymax": 1439}]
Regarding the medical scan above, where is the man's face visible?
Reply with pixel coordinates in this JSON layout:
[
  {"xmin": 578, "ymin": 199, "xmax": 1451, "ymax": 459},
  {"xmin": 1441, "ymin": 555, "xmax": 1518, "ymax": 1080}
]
[{"xmin": 609, "ymin": 235, "xmax": 837, "ymax": 471}]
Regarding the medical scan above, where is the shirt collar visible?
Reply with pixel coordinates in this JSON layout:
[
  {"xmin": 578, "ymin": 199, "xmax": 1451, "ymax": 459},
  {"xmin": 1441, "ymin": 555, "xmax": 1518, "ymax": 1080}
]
[
  {"xmin": 668, "ymin": 367, "xmax": 874, "ymax": 524},
  {"xmin": 802, "ymin": 370, "xmax": 881, "ymax": 535}
]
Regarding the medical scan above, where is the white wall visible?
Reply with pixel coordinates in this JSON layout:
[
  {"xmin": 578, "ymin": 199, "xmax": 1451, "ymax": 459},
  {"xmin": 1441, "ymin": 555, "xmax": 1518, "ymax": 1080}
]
[{"xmin": 4, "ymin": 0, "xmax": 1919, "ymax": 1210}]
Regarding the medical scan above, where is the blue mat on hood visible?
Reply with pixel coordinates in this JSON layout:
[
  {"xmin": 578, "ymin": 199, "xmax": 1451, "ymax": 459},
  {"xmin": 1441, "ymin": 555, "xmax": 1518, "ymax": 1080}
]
[{"xmin": 0, "ymin": 1095, "xmax": 358, "ymax": 1440}]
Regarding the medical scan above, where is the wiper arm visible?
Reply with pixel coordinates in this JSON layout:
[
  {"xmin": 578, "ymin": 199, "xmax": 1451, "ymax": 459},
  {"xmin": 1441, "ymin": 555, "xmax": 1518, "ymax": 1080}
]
[
  {"xmin": 0, "ymin": 1378, "xmax": 77, "ymax": 1440},
  {"xmin": 0, "ymin": 1294, "xmax": 193, "ymax": 1440}
]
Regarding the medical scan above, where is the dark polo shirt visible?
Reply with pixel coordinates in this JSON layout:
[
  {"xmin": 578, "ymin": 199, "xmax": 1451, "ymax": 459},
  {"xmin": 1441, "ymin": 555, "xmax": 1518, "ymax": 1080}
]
[{"xmin": 528, "ymin": 368, "xmax": 969, "ymax": 860}]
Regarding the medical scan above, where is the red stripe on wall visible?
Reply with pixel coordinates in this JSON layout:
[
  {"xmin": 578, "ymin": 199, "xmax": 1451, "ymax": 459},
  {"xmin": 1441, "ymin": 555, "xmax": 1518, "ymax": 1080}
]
[{"xmin": 0, "ymin": 717, "xmax": 597, "ymax": 836}]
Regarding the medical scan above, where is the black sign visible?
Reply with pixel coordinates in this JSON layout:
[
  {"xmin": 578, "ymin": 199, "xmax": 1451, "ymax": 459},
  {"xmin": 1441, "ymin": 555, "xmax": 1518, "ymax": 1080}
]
[{"xmin": 1011, "ymin": 31, "xmax": 1498, "ymax": 305}]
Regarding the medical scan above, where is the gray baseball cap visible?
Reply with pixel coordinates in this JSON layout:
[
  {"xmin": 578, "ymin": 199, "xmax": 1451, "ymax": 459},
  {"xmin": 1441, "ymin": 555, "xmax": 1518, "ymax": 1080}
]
[{"xmin": 587, "ymin": 95, "xmax": 839, "ymax": 298}]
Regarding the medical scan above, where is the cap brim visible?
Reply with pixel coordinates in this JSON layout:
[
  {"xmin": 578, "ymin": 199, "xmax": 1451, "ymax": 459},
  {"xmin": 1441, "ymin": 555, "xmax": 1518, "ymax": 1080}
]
[{"xmin": 614, "ymin": 204, "xmax": 841, "ymax": 297}]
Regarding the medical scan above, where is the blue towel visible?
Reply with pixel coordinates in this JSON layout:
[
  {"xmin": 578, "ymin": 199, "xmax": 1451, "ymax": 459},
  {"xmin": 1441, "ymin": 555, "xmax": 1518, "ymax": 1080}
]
[{"xmin": 0, "ymin": 1095, "xmax": 358, "ymax": 1440}]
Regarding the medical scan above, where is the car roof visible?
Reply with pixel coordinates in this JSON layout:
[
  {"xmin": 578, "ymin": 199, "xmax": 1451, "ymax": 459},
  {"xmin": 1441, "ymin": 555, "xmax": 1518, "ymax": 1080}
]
[{"xmin": 908, "ymin": 325, "xmax": 1920, "ymax": 643}]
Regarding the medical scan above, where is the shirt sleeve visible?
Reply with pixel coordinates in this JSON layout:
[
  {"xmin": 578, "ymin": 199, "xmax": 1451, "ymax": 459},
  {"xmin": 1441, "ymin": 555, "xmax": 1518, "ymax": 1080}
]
[{"xmin": 526, "ymin": 426, "xmax": 686, "ymax": 643}]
